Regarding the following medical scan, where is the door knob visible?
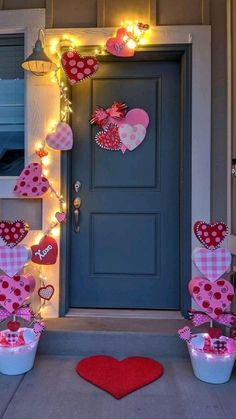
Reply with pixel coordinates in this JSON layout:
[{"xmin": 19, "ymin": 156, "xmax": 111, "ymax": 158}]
[{"xmin": 73, "ymin": 197, "xmax": 81, "ymax": 233}]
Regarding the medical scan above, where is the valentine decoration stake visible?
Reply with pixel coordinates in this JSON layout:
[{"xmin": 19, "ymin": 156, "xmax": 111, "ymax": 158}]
[
  {"xmin": 177, "ymin": 220, "xmax": 236, "ymax": 384},
  {"xmin": 13, "ymin": 163, "xmax": 50, "ymax": 198},
  {"xmin": 46, "ymin": 122, "xmax": 73, "ymax": 151},
  {"xmin": 61, "ymin": 51, "xmax": 99, "ymax": 85},
  {"xmin": 0, "ymin": 220, "xmax": 29, "ymax": 248},
  {"xmin": 91, "ymin": 102, "xmax": 149, "ymax": 154},
  {"xmin": 31, "ymin": 235, "xmax": 58, "ymax": 265}
]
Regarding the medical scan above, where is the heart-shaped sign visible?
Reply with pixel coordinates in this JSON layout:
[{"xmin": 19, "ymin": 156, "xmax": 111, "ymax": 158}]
[
  {"xmin": 61, "ymin": 51, "xmax": 99, "ymax": 85},
  {"xmin": 115, "ymin": 108, "xmax": 149, "ymax": 128},
  {"xmin": 76, "ymin": 355, "xmax": 164, "ymax": 399},
  {"xmin": 193, "ymin": 247, "xmax": 231, "ymax": 281},
  {"xmin": 0, "ymin": 273, "xmax": 35, "ymax": 313},
  {"xmin": 13, "ymin": 163, "xmax": 50, "ymax": 198},
  {"xmin": 189, "ymin": 277, "xmax": 234, "ymax": 319},
  {"xmin": 106, "ymin": 28, "xmax": 135, "ymax": 57},
  {"xmin": 31, "ymin": 235, "xmax": 58, "ymax": 265},
  {"xmin": 178, "ymin": 326, "xmax": 191, "ymax": 342},
  {"xmin": 119, "ymin": 123, "xmax": 146, "ymax": 152},
  {"xmin": 194, "ymin": 220, "xmax": 228, "ymax": 250},
  {"xmin": 95, "ymin": 124, "xmax": 121, "ymax": 150},
  {"xmin": 0, "ymin": 245, "xmax": 31, "ymax": 277},
  {"xmin": 0, "ymin": 220, "xmax": 29, "ymax": 248},
  {"xmin": 38, "ymin": 284, "xmax": 54, "ymax": 301},
  {"xmin": 46, "ymin": 122, "xmax": 73, "ymax": 151}
]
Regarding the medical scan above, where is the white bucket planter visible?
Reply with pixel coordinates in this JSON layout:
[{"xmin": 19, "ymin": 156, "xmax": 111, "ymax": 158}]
[
  {"xmin": 0, "ymin": 328, "xmax": 39, "ymax": 375},
  {"xmin": 187, "ymin": 333, "xmax": 236, "ymax": 384}
]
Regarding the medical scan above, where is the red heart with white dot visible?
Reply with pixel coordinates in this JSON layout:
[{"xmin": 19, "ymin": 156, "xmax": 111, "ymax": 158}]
[
  {"xmin": 194, "ymin": 221, "xmax": 228, "ymax": 250},
  {"xmin": 0, "ymin": 220, "xmax": 29, "ymax": 248},
  {"xmin": 61, "ymin": 51, "xmax": 99, "ymax": 85}
]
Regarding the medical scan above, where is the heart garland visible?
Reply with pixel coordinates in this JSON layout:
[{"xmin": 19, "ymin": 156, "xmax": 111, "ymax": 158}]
[
  {"xmin": 91, "ymin": 103, "xmax": 149, "ymax": 154},
  {"xmin": 61, "ymin": 51, "xmax": 99, "ymax": 85},
  {"xmin": 0, "ymin": 220, "xmax": 29, "ymax": 248}
]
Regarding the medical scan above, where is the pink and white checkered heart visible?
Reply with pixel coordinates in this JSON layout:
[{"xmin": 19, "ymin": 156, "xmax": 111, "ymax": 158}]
[
  {"xmin": 178, "ymin": 326, "xmax": 191, "ymax": 342},
  {"xmin": 46, "ymin": 122, "xmax": 73, "ymax": 151},
  {"xmin": 118, "ymin": 124, "xmax": 146, "ymax": 152},
  {"xmin": 0, "ymin": 245, "xmax": 31, "ymax": 277},
  {"xmin": 193, "ymin": 247, "xmax": 231, "ymax": 282},
  {"xmin": 0, "ymin": 273, "xmax": 35, "ymax": 313}
]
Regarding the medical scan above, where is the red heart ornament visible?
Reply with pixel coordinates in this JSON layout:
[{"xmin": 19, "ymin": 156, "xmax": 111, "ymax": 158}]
[
  {"xmin": 46, "ymin": 122, "xmax": 73, "ymax": 151},
  {"xmin": 31, "ymin": 236, "xmax": 58, "ymax": 265},
  {"xmin": 7, "ymin": 320, "xmax": 20, "ymax": 332},
  {"xmin": 38, "ymin": 284, "xmax": 54, "ymax": 301},
  {"xmin": 193, "ymin": 220, "xmax": 228, "ymax": 250},
  {"xmin": 0, "ymin": 274, "xmax": 35, "ymax": 313},
  {"xmin": 76, "ymin": 356, "xmax": 164, "ymax": 399},
  {"xmin": 106, "ymin": 28, "xmax": 135, "ymax": 57},
  {"xmin": 0, "ymin": 220, "xmax": 29, "ymax": 248},
  {"xmin": 208, "ymin": 327, "xmax": 222, "ymax": 339},
  {"xmin": 189, "ymin": 277, "xmax": 234, "ymax": 319},
  {"xmin": 13, "ymin": 163, "xmax": 50, "ymax": 198},
  {"xmin": 95, "ymin": 124, "xmax": 121, "ymax": 150},
  {"xmin": 61, "ymin": 51, "xmax": 99, "ymax": 85}
]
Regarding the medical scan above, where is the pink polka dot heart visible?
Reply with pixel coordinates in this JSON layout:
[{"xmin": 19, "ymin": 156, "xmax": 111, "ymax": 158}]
[
  {"xmin": 61, "ymin": 51, "xmax": 99, "ymax": 85},
  {"xmin": 0, "ymin": 273, "xmax": 35, "ymax": 314},
  {"xmin": 194, "ymin": 220, "xmax": 228, "ymax": 250},
  {"xmin": 13, "ymin": 162, "xmax": 50, "ymax": 198},
  {"xmin": 0, "ymin": 220, "xmax": 29, "ymax": 248}
]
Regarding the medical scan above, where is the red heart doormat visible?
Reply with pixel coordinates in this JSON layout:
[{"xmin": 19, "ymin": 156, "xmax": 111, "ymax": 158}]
[{"xmin": 76, "ymin": 355, "xmax": 164, "ymax": 399}]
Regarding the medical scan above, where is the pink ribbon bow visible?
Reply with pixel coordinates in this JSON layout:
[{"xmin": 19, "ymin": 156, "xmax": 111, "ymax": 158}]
[
  {"xmin": 189, "ymin": 311, "xmax": 236, "ymax": 327},
  {"xmin": 0, "ymin": 306, "xmax": 33, "ymax": 322}
]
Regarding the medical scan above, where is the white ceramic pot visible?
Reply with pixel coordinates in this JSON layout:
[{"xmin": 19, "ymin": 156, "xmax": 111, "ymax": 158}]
[
  {"xmin": 0, "ymin": 328, "xmax": 39, "ymax": 375},
  {"xmin": 187, "ymin": 333, "xmax": 236, "ymax": 384}
]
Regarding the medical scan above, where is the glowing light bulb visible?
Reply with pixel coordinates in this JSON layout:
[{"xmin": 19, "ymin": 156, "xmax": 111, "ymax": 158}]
[
  {"xmin": 42, "ymin": 156, "xmax": 50, "ymax": 166},
  {"xmin": 127, "ymin": 39, "xmax": 136, "ymax": 49},
  {"xmin": 51, "ymin": 226, "xmax": 60, "ymax": 237}
]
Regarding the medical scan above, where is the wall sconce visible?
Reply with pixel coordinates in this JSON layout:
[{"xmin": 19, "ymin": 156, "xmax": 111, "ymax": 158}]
[{"xmin": 22, "ymin": 29, "xmax": 57, "ymax": 76}]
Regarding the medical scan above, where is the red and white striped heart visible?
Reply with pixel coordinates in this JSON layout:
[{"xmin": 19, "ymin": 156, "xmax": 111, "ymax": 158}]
[{"xmin": 38, "ymin": 285, "xmax": 54, "ymax": 301}]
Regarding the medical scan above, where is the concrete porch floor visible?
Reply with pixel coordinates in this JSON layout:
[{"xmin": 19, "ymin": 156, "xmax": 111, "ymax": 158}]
[{"xmin": 0, "ymin": 355, "xmax": 235, "ymax": 419}]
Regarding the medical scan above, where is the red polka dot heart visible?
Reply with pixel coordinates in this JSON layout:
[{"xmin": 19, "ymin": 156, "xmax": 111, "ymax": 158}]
[
  {"xmin": 0, "ymin": 220, "xmax": 29, "ymax": 248},
  {"xmin": 194, "ymin": 221, "xmax": 228, "ymax": 250},
  {"xmin": 61, "ymin": 51, "xmax": 99, "ymax": 85}
]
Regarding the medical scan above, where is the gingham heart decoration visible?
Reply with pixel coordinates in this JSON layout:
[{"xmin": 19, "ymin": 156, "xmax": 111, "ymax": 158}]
[
  {"xmin": 193, "ymin": 247, "xmax": 231, "ymax": 282},
  {"xmin": 38, "ymin": 285, "xmax": 54, "ymax": 301},
  {"xmin": 46, "ymin": 122, "xmax": 73, "ymax": 151},
  {"xmin": 0, "ymin": 245, "xmax": 31, "ymax": 277},
  {"xmin": 194, "ymin": 221, "xmax": 228, "ymax": 250},
  {"xmin": 189, "ymin": 277, "xmax": 234, "ymax": 319}
]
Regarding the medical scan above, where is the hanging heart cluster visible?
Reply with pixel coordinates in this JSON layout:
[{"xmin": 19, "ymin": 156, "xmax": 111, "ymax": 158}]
[
  {"xmin": 91, "ymin": 102, "xmax": 149, "ymax": 154},
  {"xmin": 190, "ymin": 220, "xmax": 234, "ymax": 321}
]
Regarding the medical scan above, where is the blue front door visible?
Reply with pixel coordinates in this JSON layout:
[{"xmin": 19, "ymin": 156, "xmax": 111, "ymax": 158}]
[{"xmin": 70, "ymin": 52, "xmax": 180, "ymax": 309}]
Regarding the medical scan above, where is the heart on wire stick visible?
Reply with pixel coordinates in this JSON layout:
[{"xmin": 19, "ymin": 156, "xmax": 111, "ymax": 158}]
[
  {"xmin": 189, "ymin": 277, "xmax": 234, "ymax": 319},
  {"xmin": 46, "ymin": 122, "xmax": 73, "ymax": 151},
  {"xmin": 61, "ymin": 51, "xmax": 99, "ymax": 85},
  {"xmin": 193, "ymin": 247, "xmax": 231, "ymax": 282},
  {"xmin": 13, "ymin": 163, "xmax": 50, "ymax": 198},
  {"xmin": 194, "ymin": 220, "xmax": 228, "ymax": 250},
  {"xmin": 0, "ymin": 220, "xmax": 29, "ymax": 248}
]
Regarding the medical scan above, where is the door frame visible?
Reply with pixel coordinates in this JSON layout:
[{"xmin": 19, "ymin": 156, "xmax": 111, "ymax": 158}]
[
  {"xmin": 44, "ymin": 26, "xmax": 211, "ymax": 318},
  {"xmin": 60, "ymin": 45, "xmax": 192, "ymax": 316}
]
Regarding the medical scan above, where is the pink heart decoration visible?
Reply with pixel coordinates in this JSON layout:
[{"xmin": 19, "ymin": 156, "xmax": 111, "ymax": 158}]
[
  {"xmin": 55, "ymin": 212, "xmax": 66, "ymax": 223},
  {"xmin": 227, "ymin": 338, "xmax": 236, "ymax": 353},
  {"xmin": 114, "ymin": 109, "xmax": 149, "ymax": 128},
  {"xmin": 189, "ymin": 277, "xmax": 234, "ymax": 319},
  {"xmin": 46, "ymin": 122, "xmax": 73, "ymax": 151},
  {"xmin": 106, "ymin": 28, "xmax": 135, "ymax": 57},
  {"xmin": 13, "ymin": 163, "xmax": 50, "ymax": 198},
  {"xmin": 0, "ymin": 245, "xmax": 31, "ymax": 277},
  {"xmin": 118, "ymin": 124, "xmax": 146, "ymax": 152},
  {"xmin": 178, "ymin": 326, "xmax": 191, "ymax": 342},
  {"xmin": 193, "ymin": 247, "xmax": 231, "ymax": 282},
  {"xmin": 0, "ymin": 273, "xmax": 35, "ymax": 313}
]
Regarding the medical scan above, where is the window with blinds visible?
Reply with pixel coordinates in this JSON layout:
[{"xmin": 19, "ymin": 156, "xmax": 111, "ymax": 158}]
[{"xmin": 0, "ymin": 34, "xmax": 24, "ymax": 176}]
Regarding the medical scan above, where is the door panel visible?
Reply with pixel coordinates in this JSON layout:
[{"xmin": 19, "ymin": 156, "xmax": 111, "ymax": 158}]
[{"xmin": 70, "ymin": 53, "xmax": 180, "ymax": 309}]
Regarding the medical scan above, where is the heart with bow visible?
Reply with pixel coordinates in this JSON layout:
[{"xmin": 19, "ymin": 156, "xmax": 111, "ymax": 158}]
[
  {"xmin": 194, "ymin": 220, "xmax": 228, "ymax": 250},
  {"xmin": 0, "ymin": 245, "xmax": 31, "ymax": 277},
  {"xmin": 189, "ymin": 277, "xmax": 234, "ymax": 319},
  {"xmin": 13, "ymin": 163, "xmax": 50, "ymax": 198},
  {"xmin": 106, "ymin": 28, "xmax": 135, "ymax": 57},
  {"xmin": 0, "ymin": 220, "xmax": 29, "ymax": 248},
  {"xmin": 46, "ymin": 122, "xmax": 73, "ymax": 151},
  {"xmin": 31, "ymin": 235, "xmax": 58, "ymax": 265},
  {"xmin": 193, "ymin": 247, "xmax": 231, "ymax": 281},
  {"xmin": 0, "ymin": 274, "xmax": 35, "ymax": 313},
  {"xmin": 95, "ymin": 124, "xmax": 121, "ymax": 151},
  {"xmin": 61, "ymin": 51, "xmax": 99, "ymax": 85}
]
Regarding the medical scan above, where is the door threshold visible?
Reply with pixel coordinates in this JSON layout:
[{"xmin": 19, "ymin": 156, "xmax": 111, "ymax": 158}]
[{"xmin": 66, "ymin": 309, "xmax": 183, "ymax": 320}]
